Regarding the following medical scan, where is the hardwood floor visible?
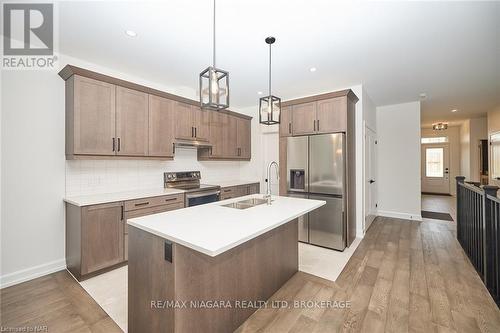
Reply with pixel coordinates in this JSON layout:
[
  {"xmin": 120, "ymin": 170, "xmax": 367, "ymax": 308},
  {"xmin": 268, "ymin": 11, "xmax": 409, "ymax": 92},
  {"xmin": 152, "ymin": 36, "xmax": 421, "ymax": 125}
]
[
  {"xmin": 236, "ymin": 216, "xmax": 500, "ymax": 333},
  {"xmin": 2, "ymin": 202, "xmax": 499, "ymax": 332},
  {"xmin": 0, "ymin": 270, "xmax": 121, "ymax": 333}
]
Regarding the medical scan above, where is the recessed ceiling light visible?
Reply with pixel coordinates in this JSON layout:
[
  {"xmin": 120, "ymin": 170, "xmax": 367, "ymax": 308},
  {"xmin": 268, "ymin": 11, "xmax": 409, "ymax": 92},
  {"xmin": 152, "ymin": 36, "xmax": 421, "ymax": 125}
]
[
  {"xmin": 451, "ymin": 109, "xmax": 458, "ymax": 113},
  {"xmin": 125, "ymin": 30, "xmax": 137, "ymax": 37},
  {"xmin": 257, "ymin": 91, "xmax": 263, "ymax": 95},
  {"xmin": 419, "ymin": 93, "xmax": 427, "ymax": 100},
  {"xmin": 309, "ymin": 67, "xmax": 317, "ymax": 72}
]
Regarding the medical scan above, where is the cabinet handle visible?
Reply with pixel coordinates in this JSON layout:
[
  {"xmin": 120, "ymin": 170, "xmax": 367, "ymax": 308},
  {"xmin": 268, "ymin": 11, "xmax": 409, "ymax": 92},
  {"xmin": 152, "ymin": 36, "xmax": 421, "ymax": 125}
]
[
  {"xmin": 134, "ymin": 202, "xmax": 149, "ymax": 207},
  {"xmin": 317, "ymin": 119, "xmax": 320, "ymax": 131},
  {"xmin": 313, "ymin": 120, "xmax": 316, "ymax": 131},
  {"xmin": 164, "ymin": 197, "xmax": 177, "ymax": 202},
  {"xmin": 112, "ymin": 138, "xmax": 116, "ymax": 152},
  {"xmin": 117, "ymin": 138, "xmax": 121, "ymax": 152},
  {"xmin": 121, "ymin": 205, "xmax": 124, "ymax": 220},
  {"xmin": 191, "ymin": 127, "xmax": 194, "ymax": 137},
  {"xmin": 195, "ymin": 127, "xmax": 197, "ymax": 138},
  {"xmin": 288, "ymin": 123, "xmax": 291, "ymax": 134},
  {"xmin": 172, "ymin": 142, "xmax": 175, "ymax": 154}
]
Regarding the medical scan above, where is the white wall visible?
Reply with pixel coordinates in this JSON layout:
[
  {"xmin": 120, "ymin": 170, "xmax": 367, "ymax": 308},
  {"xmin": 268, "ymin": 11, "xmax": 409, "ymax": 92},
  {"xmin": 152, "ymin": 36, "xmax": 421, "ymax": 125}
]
[
  {"xmin": 0, "ymin": 54, "xmax": 258, "ymax": 288},
  {"xmin": 376, "ymin": 101, "xmax": 421, "ymax": 221},
  {"xmin": 421, "ymin": 126, "xmax": 461, "ymax": 195}
]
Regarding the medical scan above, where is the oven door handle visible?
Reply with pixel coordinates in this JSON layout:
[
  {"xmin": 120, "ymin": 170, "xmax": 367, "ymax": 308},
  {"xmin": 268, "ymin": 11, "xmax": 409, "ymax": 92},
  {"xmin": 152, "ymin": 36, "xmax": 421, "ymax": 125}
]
[{"xmin": 185, "ymin": 190, "xmax": 221, "ymax": 199}]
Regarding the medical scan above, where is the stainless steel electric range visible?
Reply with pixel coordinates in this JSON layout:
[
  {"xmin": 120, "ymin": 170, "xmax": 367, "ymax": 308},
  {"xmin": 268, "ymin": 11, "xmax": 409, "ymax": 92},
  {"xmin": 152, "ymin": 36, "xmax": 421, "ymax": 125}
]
[{"xmin": 164, "ymin": 171, "xmax": 220, "ymax": 207}]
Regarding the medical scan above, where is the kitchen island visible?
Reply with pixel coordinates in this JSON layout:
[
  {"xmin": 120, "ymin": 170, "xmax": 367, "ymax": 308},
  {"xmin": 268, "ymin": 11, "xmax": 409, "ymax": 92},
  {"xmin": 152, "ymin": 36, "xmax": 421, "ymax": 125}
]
[{"xmin": 127, "ymin": 194, "xmax": 325, "ymax": 333}]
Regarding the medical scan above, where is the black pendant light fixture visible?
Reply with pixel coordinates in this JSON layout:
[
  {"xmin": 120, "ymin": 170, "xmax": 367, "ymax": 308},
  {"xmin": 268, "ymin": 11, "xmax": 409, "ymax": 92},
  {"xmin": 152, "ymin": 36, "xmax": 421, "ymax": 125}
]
[
  {"xmin": 199, "ymin": 0, "xmax": 229, "ymax": 110},
  {"xmin": 259, "ymin": 37, "xmax": 281, "ymax": 125}
]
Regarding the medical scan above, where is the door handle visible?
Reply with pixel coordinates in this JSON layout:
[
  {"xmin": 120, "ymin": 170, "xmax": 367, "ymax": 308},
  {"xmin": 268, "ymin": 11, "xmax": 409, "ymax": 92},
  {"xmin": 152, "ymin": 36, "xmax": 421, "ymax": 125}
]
[{"xmin": 369, "ymin": 179, "xmax": 375, "ymax": 184}]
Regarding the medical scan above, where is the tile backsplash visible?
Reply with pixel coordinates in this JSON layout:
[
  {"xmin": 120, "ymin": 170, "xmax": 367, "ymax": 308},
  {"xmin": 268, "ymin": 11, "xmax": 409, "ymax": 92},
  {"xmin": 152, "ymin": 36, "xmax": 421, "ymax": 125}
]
[{"xmin": 65, "ymin": 148, "xmax": 246, "ymax": 197}]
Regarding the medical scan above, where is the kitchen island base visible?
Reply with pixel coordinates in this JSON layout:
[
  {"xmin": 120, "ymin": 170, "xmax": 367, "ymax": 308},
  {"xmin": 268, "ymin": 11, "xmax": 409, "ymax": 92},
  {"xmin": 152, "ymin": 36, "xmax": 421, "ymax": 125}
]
[{"xmin": 128, "ymin": 219, "xmax": 298, "ymax": 333}]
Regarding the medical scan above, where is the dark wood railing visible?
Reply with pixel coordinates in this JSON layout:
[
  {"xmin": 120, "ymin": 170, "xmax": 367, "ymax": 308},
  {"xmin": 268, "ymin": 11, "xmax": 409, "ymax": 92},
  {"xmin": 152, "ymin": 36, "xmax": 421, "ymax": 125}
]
[{"xmin": 456, "ymin": 176, "xmax": 500, "ymax": 306}]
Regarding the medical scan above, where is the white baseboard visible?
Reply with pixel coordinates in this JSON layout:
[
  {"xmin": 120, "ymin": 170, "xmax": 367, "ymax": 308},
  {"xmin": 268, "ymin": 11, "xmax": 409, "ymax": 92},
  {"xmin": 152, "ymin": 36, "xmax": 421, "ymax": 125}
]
[
  {"xmin": 377, "ymin": 210, "xmax": 423, "ymax": 221},
  {"xmin": 0, "ymin": 259, "xmax": 66, "ymax": 289}
]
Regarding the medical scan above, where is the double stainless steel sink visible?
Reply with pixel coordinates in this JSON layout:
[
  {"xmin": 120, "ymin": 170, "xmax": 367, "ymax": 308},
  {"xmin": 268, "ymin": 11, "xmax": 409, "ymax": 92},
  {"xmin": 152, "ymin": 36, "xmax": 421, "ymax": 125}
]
[{"xmin": 221, "ymin": 198, "xmax": 270, "ymax": 210}]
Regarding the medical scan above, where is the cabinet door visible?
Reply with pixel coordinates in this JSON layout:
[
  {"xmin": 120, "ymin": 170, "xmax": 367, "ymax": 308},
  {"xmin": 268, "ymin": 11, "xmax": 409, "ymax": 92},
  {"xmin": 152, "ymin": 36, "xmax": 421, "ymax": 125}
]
[
  {"xmin": 292, "ymin": 102, "xmax": 316, "ymax": 135},
  {"xmin": 316, "ymin": 97, "xmax": 347, "ymax": 133},
  {"xmin": 279, "ymin": 106, "xmax": 292, "ymax": 137},
  {"xmin": 224, "ymin": 114, "xmax": 238, "ymax": 158},
  {"xmin": 73, "ymin": 75, "xmax": 116, "ymax": 155},
  {"xmin": 236, "ymin": 117, "xmax": 251, "ymax": 159},
  {"xmin": 174, "ymin": 102, "xmax": 194, "ymax": 140},
  {"xmin": 148, "ymin": 95, "xmax": 175, "ymax": 157},
  {"xmin": 193, "ymin": 107, "xmax": 210, "ymax": 141},
  {"xmin": 116, "ymin": 86, "xmax": 149, "ymax": 156},
  {"xmin": 249, "ymin": 183, "xmax": 260, "ymax": 194},
  {"xmin": 81, "ymin": 202, "xmax": 124, "ymax": 274},
  {"xmin": 209, "ymin": 111, "xmax": 225, "ymax": 157}
]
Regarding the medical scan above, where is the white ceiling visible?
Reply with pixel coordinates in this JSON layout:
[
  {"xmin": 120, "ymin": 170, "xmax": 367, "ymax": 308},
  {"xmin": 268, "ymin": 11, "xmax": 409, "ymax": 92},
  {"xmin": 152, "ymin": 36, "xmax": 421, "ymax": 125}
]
[{"xmin": 59, "ymin": 1, "xmax": 500, "ymax": 124}]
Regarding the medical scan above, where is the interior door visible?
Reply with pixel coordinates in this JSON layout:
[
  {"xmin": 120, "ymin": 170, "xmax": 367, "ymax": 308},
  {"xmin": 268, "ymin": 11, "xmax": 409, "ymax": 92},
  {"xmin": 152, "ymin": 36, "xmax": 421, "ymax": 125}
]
[
  {"xmin": 309, "ymin": 134, "xmax": 344, "ymax": 196},
  {"xmin": 308, "ymin": 194, "xmax": 345, "ymax": 251},
  {"xmin": 421, "ymin": 144, "xmax": 450, "ymax": 194},
  {"xmin": 364, "ymin": 127, "xmax": 377, "ymax": 232}
]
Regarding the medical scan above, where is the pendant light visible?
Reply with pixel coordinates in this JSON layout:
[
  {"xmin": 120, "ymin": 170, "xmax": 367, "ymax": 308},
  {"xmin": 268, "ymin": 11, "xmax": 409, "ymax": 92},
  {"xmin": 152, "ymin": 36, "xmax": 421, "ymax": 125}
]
[
  {"xmin": 259, "ymin": 36, "xmax": 281, "ymax": 125},
  {"xmin": 199, "ymin": 0, "xmax": 229, "ymax": 110}
]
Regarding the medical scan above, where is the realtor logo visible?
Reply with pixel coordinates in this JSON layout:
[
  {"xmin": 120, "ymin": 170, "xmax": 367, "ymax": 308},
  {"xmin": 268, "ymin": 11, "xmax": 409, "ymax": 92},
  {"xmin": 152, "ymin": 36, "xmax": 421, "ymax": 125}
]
[{"xmin": 2, "ymin": 3, "xmax": 57, "ymax": 69}]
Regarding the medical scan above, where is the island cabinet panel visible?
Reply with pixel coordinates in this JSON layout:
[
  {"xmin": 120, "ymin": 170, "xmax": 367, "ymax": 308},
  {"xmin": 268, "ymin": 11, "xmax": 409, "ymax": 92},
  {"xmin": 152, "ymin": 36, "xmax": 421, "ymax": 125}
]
[
  {"xmin": 316, "ymin": 97, "xmax": 347, "ymax": 133},
  {"xmin": 279, "ymin": 106, "xmax": 292, "ymax": 137},
  {"xmin": 148, "ymin": 95, "xmax": 175, "ymax": 157},
  {"xmin": 193, "ymin": 107, "xmax": 210, "ymax": 142},
  {"xmin": 128, "ymin": 219, "xmax": 299, "ymax": 333},
  {"xmin": 236, "ymin": 116, "xmax": 251, "ymax": 159},
  {"xmin": 292, "ymin": 102, "xmax": 316, "ymax": 135},
  {"xmin": 70, "ymin": 75, "xmax": 116, "ymax": 156},
  {"xmin": 174, "ymin": 102, "xmax": 194, "ymax": 141},
  {"xmin": 80, "ymin": 202, "xmax": 124, "ymax": 275},
  {"xmin": 116, "ymin": 86, "xmax": 149, "ymax": 156}
]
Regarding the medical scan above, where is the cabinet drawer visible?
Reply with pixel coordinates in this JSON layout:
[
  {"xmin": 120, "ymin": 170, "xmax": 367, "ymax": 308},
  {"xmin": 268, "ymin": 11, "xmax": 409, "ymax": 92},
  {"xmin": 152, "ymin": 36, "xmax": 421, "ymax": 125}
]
[
  {"xmin": 220, "ymin": 186, "xmax": 237, "ymax": 200},
  {"xmin": 124, "ymin": 202, "xmax": 184, "ymax": 234},
  {"xmin": 124, "ymin": 193, "xmax": 184, "ymax": 211}
]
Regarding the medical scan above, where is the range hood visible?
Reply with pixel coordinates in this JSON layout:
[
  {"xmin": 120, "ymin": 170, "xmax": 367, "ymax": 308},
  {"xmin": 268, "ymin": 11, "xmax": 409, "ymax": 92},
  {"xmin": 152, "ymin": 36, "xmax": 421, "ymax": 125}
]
[{"xmin": 174, "ymin": 139, "xmax": 213, "ymax": 149}]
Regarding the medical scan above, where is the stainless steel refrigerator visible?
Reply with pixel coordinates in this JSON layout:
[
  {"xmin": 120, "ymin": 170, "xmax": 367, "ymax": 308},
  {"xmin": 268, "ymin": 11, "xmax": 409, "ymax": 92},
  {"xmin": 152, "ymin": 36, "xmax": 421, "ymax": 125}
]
[{"xmin": 287, "ymin": 133, "xmax": 347, "ymax": 251}]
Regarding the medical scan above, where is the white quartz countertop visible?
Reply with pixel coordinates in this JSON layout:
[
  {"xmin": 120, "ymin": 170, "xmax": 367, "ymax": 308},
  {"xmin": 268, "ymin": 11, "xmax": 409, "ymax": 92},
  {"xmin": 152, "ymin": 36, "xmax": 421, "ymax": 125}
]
[
  {"xmin": 207, "ymin": 180, "xmax": 260, "ymax": 188},
  {"xmin": 127, "ymin": 194, "xmax": 325, "ymax": 257},
  {"xmin": 64, "ymin": 188, "xmax": 185, "ymax": 207}
]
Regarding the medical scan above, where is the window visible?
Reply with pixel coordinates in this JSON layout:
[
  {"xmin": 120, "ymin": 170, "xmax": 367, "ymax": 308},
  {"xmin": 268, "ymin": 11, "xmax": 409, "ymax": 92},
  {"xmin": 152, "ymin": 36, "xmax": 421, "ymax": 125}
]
[
  {"xmin": 421, "ymin": 136, "xmax": 448, "ymax": 144},
  {"xmin": 491, "ymin": 133, "xmax": 500, "ymax": 179},
  {"xmin": 426, "ymin": 148, "xmax": 444, "ymax": 177}
]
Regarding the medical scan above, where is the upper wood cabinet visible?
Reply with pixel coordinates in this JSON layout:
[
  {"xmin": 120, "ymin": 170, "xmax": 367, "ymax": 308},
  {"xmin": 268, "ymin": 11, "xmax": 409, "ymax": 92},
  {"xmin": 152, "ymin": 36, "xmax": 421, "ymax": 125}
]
[
  {"xmin": 279, "ymin": 106, "xmax": 292, "ymax": 137},
  {"xmin": 193, "ymin": 107, "xmax": 210, "ymax": 142},
  {"xmin": 199, "ymin": 112, "xmax": 252, "ymax": 161},
  {"xmin": 60, "ymin": 65, "xmax": 251, "ymax": 161},
  {"xmin": 287, "ymin": 96, "xmax": 349, "ymax": 136},
  {"xmin": 236, "ymin": 117, "xmax": 251, "ymax": 159},
  {"xmin": 116, "ymin": 87, "xmax": 149, "ymax": 156},
  {"xmin": 316, "ymin": 97, "xmax": 346, "ymax": 133},
  {"xmin": 292, "ymin": 102, "xmax": 316, "ymax": 135},
  {"xmin": 70, "ymin": 75, "xmax": 116, "ymax": 155},
  {"xmin": 148, "ymin": 95, "xmax": 175, "ymax": 157}
]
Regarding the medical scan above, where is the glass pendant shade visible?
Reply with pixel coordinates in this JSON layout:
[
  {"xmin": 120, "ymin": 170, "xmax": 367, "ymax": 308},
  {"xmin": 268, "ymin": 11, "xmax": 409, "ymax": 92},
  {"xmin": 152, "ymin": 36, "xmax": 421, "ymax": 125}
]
[
  {"xmin": 199, "ymin": 66, "xmax": 229, "ymax": 110},
  {"xmin": 259, "ymin": 95, "xmax": 281, "ymax": 125}
]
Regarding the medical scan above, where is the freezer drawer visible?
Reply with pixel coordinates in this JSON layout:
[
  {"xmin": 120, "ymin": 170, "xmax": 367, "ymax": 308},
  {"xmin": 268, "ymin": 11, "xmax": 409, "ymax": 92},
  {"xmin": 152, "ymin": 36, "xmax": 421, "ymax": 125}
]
[
  {"xmin": 287, "ymin": 192, "xmax": 309, "ymax": 243},
  {"xmin": 308, "ymin": 194, "xmax": 345, "ymax": 251}
]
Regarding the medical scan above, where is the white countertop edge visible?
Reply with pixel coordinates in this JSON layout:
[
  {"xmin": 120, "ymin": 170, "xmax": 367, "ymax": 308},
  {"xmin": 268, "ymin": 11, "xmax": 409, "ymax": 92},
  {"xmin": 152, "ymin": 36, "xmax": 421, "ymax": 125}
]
[{"xmin": 127, "ymin": 199, "xmax": 325, "ymax": 257}]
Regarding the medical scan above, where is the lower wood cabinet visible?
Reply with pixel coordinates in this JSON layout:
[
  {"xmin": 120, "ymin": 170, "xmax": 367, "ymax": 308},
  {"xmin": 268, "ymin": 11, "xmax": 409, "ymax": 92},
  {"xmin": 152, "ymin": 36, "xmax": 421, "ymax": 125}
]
[
  {"xmin": 65, "ymin": 193, "xmax": 184, "ymax": 281},
  {"xmin": 220, "ymin": 183, "xmax": 260, "ymax": 200}
]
